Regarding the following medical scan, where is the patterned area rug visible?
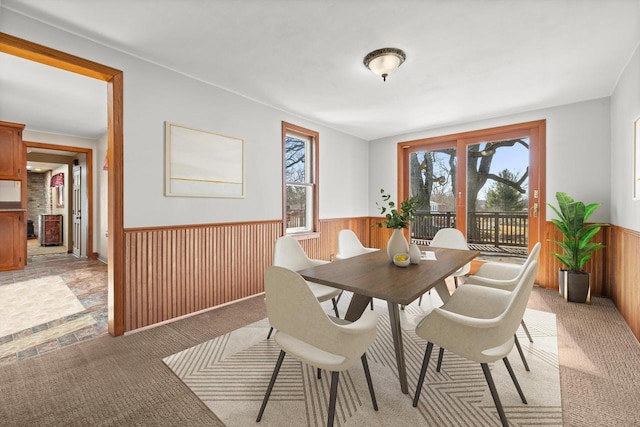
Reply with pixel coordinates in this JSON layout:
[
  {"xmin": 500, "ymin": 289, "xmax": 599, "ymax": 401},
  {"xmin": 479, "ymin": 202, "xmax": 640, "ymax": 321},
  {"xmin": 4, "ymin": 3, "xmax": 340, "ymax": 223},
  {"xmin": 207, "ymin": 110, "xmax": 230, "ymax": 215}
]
[
  {"xmin": 0, "ymin": 276, "xmax": 85, "ymax": 337},
  {"xmin": 164, "ymin": 303, "xmax": 562, "ymax": 426}
]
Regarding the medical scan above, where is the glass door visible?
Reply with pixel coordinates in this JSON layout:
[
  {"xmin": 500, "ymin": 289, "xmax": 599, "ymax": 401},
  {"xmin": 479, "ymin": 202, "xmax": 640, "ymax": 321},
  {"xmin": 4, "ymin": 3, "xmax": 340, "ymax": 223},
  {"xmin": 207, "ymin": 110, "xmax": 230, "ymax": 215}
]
[{"xmin": 400, "ymin": 121, "xmax": 544, "ymax": 260}]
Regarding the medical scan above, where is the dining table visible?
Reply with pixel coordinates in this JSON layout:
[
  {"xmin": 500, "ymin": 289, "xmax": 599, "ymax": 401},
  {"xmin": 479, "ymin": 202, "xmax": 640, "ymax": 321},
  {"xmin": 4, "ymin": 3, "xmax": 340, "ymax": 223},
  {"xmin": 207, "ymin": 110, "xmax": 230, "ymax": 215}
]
[{"xmin": 297, "ymin": 245, "xmax": 479, "ymax": 394}]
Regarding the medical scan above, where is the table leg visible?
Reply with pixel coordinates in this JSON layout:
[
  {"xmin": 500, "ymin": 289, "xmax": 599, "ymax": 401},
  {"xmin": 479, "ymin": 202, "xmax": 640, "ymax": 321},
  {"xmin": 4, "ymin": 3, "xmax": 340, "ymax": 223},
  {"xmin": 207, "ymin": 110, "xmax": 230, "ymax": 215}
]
[
  {"xmin": 387, "ymin": 301, "xmax": 408, "ymax": 394},
  {"xmin": 344, "ymin": 293, "xmax": 372, "ymax": 322},
  {"xmin": 434, "ymin": 279, "xmax": 452, "ymax": 304}
]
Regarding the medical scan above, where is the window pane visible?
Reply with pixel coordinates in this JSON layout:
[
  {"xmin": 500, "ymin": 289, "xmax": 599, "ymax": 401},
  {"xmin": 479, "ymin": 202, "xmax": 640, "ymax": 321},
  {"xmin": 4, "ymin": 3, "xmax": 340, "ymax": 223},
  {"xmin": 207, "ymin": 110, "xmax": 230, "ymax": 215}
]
[
  {"xmin": 285, "ymin": 135, "xmax": 308, "ymax": 184},
  {"xmin": 286, "ymin": 184, "xmax": 312, "ymax": 232},
  {"xmin": 466, "ymin": 138, "xmax": 529, "ymax": 247},
  {"xmin": 409, "ymin": 149, "xmax": 457, "ymax": 239}
]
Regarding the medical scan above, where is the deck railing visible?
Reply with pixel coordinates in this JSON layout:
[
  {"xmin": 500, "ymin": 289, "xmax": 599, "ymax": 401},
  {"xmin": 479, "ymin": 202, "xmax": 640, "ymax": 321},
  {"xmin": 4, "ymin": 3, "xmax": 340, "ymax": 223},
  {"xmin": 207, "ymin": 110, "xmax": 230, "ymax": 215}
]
[{"xmin": 412, "ymin": 210, "xmax": 528, "ymax": 247}]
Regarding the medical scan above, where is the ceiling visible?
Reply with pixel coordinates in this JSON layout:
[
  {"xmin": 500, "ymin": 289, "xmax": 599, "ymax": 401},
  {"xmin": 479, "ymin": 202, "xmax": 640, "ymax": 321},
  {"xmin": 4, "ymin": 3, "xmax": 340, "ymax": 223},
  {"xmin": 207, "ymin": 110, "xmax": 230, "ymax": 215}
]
[{"xmin": 1, "ymin": 0, "xmax": 639, "ymax": 142}]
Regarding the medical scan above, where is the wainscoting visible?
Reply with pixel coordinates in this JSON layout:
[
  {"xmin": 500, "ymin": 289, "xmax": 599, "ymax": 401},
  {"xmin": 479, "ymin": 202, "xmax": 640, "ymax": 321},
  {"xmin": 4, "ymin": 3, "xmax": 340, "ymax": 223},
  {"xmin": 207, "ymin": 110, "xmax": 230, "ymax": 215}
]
[{"xmin": 123, "ymin": 218, "xmax": 638, "ymax": 340}]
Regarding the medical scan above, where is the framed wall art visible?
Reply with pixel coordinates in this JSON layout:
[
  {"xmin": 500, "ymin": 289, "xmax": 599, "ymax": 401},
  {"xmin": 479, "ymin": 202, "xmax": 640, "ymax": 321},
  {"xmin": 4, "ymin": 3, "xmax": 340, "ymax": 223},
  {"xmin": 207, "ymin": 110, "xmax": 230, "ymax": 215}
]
[
  {"xmin": 635, "ymin": 116, "xmax": 640, "ymax": 200},
  {"xmin": 165, "ymin": 122, "xmax": 245, "ymax": 198}
]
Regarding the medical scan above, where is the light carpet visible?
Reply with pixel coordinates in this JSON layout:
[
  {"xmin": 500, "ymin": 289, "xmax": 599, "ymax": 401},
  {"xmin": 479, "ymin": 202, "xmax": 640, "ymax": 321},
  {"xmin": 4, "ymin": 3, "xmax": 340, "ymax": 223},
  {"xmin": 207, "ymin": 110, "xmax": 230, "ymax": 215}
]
[
  {"xmin": 0, "ymin": 275, "xmax": 85, "ymax": 337},
  {"xmin": 164, "ymin": 303, "xmax": 562, "ymax": 427}
]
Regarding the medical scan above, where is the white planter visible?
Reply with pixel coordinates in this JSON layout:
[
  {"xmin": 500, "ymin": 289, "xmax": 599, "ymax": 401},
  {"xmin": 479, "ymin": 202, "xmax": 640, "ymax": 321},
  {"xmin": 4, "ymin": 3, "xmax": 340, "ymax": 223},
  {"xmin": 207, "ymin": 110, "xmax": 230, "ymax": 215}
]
[{"xmin": 387, "ymin": 229, "xmax": 409, "ymax": 261}]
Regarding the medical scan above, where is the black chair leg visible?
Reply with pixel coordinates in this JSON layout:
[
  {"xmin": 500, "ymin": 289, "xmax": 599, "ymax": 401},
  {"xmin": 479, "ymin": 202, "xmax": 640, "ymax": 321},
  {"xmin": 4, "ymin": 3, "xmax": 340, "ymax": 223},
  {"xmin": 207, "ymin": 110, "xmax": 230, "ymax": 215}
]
[
  {"xmin": 331, "ymin": 297, "xmax": 340, "ymax": 318},
  {"xmin": 418, "ymin": 295, "xmax": 423, "ymax": 305},
  {"xmin": 513, "ymin": 334, "xmax": 530, "ymax": 371},
  {"xmin": 481, "ymin": 362, "xmax": 509, "ymax": 427},
  {"xmin": 317, "ymin": 368, "xmax": 321, "ymax": 379},
  {"xmin": 521, "ymin": 320, "xmax": 534, "ymax": 343},
  {"xmin": 436, "ymin": 347, "xmax": 445, "ymax": 372},
  {"xmin": 327, "ymin": 371, "xmax": 340, "ymax": 427},
  {"xmin": 266, "ymin": 327, "xmax": 274, "ymax": 339},
  {"xmin": 361, "ymin": 354, "xmax": 378, "ymax": 410},
  {"xmin": 370, "ymin": 299, "xmax": 374, "ymax": 310},
  {"xmin": 256, "ymin": 350, "xmax": 286, "ymax": 422},
  {"xmin": 503, "ymin": 357, "xmax": 527, "ymax": 404},
  {"xmin": 412, "ymin": 342, "xmax": 433, "ymax": 407},
  {"xmin": 454, "ymin": 276, "xmax": 459, "ymax": 288}
]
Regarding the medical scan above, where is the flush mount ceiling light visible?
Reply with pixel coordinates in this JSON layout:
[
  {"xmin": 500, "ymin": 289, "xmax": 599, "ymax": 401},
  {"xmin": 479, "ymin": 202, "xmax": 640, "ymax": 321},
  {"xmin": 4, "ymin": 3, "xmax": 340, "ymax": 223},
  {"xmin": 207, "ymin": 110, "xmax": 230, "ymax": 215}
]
[{"xmin": 363, "ymin": 47, "xmax": 406, "ymax": 81}]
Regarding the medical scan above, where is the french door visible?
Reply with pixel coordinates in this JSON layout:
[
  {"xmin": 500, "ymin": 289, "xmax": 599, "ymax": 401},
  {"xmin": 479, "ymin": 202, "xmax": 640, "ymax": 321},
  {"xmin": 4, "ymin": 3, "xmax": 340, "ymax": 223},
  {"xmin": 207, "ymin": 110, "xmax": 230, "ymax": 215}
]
[{"xmin": 398, "ymin": 120, "xmax": 545, "ymax": 257}]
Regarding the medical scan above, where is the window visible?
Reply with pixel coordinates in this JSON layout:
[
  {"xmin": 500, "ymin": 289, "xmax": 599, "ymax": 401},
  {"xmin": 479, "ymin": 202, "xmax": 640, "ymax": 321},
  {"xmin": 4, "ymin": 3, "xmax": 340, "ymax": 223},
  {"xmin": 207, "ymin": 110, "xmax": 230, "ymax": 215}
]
[{"xmin": 282, "ymin": 122, "xmax": 319, "ymax": 234}]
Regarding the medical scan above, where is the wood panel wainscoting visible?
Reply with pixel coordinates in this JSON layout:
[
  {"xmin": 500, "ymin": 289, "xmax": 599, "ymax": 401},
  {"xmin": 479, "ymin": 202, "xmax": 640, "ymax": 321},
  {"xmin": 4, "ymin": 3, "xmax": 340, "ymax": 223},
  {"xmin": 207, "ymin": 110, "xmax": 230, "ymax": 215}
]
[
  {"xmin": 606, "ymin": 225, "xmax": 640, "ymax": 341},
  {"xmin": 123, "ymin": 220, "xmax": 282, "ymax": 332}
]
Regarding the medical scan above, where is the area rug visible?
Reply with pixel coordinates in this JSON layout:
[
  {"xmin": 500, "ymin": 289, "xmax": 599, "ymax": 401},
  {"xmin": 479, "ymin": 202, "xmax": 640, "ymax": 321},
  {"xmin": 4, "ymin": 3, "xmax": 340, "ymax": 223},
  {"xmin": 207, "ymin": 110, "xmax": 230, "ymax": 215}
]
[
  {"xmin": 164, "ymin": 303, "xmax": 562, "ymax": 426},
  {"xmin": 0, "ymin": 276, "xmax": 85, "ymax": 337}
]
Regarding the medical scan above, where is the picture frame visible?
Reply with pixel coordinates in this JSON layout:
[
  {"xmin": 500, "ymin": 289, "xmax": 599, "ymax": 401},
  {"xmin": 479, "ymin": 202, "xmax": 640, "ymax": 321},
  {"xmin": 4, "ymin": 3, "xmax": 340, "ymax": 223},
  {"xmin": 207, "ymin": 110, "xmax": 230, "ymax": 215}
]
[
  {"xmin": 165, "ymin": 122, "xmax": 245, "ymax": 198},
  {"xmin": 635, "ymin": 116, "xmax": 640, "ymax": 200}
]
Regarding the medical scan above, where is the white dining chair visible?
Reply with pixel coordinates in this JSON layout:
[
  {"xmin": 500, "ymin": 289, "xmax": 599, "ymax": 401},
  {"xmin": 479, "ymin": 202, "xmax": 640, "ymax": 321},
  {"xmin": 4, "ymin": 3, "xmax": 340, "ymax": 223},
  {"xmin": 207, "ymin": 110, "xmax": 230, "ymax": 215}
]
[
  {"xmin": 466, "ymin": 242, "xmax": 541, "ymax": 345},
  {"xmin": 267, "ymin": 236, "xmax": 342, "ymax": 339},
  {"xmin": 429, "ymin": 228, "xmax": 471, "ymax": 288},
  {"xmin": 336, "ymin": 229, "xmax": 378, "ymax": 310},
  {"xmin": 412, "ymin": 261, "xmax": 538, "ymax": 427},
  {"xmin": 336, "ymin": 229, "xmax": 378, "ymax": 260},
  {"xmin": 408, "ymin": 228, "xmax": 470, "ymax": 308},
  {"xmin": 257, "ymin": 266, "xmax": 380, "ymax": 427}
]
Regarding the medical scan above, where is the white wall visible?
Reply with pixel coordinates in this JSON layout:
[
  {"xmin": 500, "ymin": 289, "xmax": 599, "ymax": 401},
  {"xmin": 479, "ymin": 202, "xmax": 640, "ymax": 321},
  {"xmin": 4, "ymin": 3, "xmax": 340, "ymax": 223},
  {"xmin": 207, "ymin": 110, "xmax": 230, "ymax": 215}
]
[
  {"xmin": 97, "ymin": 133, "xmax": 108, "ymax": 262},
  {"xmin": 369, "ymin": 98, "xmax": 612, "ymax": 223},
  {"xmin": 3, "ymin": 10, "xmax": 369, "ymax": 228},
  {"xmin": 610, "ymin": 43, "xmax": 640, "ymax": 232}
]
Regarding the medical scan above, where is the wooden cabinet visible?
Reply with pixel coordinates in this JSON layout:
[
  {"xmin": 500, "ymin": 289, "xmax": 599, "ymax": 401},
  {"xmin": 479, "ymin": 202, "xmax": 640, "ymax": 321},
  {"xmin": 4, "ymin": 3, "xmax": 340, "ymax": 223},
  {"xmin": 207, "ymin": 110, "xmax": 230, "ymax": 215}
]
[
  {"xmin": 39, "ymin": 214, "xmax": 63, "ymax": 246},
  {"xmin": 0, "ymin": 122, "xmax": 25, "ymax": 180},
  {"xmin": 0, "ymin": 211, "xmax": 26, "ymax": 271},
  {"xmin": 0, "ymin": 121, "xmax": 27, "ymax": 271}
]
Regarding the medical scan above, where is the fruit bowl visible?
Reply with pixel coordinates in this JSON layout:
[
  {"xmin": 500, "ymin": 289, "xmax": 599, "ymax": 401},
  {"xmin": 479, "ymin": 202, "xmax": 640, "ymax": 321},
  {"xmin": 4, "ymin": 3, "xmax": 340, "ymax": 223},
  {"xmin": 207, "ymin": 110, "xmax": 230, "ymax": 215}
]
[{"xmin": 393, "ymin": 253, "xmax": 410, "ymax": 267}]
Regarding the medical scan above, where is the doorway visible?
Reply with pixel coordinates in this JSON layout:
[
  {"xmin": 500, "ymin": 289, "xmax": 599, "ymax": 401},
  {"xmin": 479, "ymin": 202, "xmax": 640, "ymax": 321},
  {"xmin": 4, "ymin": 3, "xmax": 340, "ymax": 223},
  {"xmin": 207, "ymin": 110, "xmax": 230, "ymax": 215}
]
[
  {"xmin": 398, "ymin": 120, "xmax": 546, "ymax": 262},
  {"xmin": 0, "ymin": 32, "xmax": 125, "ymax": 336}
]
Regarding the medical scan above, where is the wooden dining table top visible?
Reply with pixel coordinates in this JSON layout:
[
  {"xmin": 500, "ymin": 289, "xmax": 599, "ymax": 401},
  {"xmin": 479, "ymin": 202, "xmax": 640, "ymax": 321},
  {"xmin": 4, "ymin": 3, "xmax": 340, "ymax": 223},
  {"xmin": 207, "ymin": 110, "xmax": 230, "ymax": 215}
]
[{"xmin": 297, "ymin": 246, "xmax": 480, "ymax": 306}]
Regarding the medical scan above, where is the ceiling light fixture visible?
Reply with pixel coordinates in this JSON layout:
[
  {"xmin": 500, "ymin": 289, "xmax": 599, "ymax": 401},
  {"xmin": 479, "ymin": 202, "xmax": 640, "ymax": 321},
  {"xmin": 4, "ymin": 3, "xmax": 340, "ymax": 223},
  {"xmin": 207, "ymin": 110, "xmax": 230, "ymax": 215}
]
[{"xmin": 363, "ymin": 47, "xmax": 406, "ymax": 82}]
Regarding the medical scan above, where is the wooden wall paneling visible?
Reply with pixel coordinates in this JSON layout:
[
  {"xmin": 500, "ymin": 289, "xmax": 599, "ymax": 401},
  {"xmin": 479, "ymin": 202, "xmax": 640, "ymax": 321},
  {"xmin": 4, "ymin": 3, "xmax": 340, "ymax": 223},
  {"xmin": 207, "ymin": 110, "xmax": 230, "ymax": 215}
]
[
  {"xmin": 123, "ymin": 221, "xmax": 280, "ymax": 332},
  {"xmin": 606, "ymin": 225, "xmax": 640, "ymax": 341}
]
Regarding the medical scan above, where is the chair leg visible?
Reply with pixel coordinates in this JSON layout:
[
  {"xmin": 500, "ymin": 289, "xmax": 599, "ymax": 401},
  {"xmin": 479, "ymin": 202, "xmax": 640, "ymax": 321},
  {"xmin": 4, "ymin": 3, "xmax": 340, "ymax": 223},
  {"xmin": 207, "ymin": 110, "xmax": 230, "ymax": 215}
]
[
  {"xmin": 370, "ymin": 299, "xmax": 374, "ymax": 310},
  {"xmin": 521, "ymin": 319, "xmax": 534, "ymax": 343},
  {"xmin": 436, "ymin": 347, "xmax": 445, "ymax": 372},
  {"xmin": 266, "ymin": 327, "xmax": 274, "ymax": 339},
  {"xmin": 331, "ymin": 297, "xmax": 340, "ymax": 318},
  {"xmin": 481, "ymin": 362, "xmax": 509, "ymax": 427},
  {"xmin": 327, "ymin": 371, "xmax": 340, "ymax": 427},
  {"xmin": 361, "ymin": 353, "xmax": 378, "ymax": 410},
  {"xmin": 418, "ymin": 295, "xmax": 423, "ymax": 305},
  {"xmin": 317, "ymin": 368, "xmax": 321, "ymax": 379},
  {"xmin": 503, "ymin": 357, "xmax": 527, "ymax": 404},
  {"xmin": 513, "ymin": 334, "xmax": 530, "ymax": 372},
  {"xmin": 412, "ymin": 342, "xmax": 433, "ymax": 407},
  {"xmin": 454, "ymin": 276, "xmax": 459, "ymax": 288},
  {"xmin": 256, "ymin": 350, "xmax": 286, "ymax": 422},
  {"xmin": 334, "ymin": 290, "xmax": 343, "ymax": 304}
]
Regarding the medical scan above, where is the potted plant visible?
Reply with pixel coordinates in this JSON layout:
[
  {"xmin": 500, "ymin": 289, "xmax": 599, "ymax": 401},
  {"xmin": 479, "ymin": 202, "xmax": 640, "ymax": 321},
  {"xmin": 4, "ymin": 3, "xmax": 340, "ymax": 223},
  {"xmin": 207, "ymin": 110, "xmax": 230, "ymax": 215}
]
[
  {"xmin": 375, "ymin": 189, "xmax": 420, "ymax": 260},
  {"xmin": 547, "ymin": 192, "xmax": 608, "ymax": 303}
]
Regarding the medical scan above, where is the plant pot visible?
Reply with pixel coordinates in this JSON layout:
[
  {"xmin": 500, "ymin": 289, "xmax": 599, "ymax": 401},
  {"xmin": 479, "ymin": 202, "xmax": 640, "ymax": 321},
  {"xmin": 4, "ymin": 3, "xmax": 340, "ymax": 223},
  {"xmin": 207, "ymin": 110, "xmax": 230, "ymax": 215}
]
[
  {"xmin": 387, "ymin": 228, "xmax": 409, "ymax": 262},
  {"xmin": 559, "ymin": 269, "xmax": 591, "ymax": 304}
]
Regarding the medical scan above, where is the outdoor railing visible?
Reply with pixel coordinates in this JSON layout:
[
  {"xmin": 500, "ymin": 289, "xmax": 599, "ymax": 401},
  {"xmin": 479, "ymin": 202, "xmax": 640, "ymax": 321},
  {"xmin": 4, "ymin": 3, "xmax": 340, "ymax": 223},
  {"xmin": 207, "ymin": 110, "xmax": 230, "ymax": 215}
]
[{"xmin": 412, "ymin": 210, "xmax": 528, "ymax": 247}]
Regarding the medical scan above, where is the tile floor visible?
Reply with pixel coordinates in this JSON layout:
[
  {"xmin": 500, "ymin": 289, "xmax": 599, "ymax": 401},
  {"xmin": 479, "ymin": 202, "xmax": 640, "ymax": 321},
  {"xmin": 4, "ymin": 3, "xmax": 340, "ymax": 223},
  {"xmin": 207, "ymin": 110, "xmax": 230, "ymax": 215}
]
[{"xmin": 0, "ymin": 253, "xmax": 108, "ymax": 366}]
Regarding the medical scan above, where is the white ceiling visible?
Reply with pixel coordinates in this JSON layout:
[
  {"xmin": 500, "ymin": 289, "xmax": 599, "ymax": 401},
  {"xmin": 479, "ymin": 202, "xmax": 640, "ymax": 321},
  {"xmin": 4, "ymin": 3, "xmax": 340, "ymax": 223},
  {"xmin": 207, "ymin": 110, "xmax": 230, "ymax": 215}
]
[{"xmin": 1, "ymin": 0, "xmax": 639, "ymax": 141}]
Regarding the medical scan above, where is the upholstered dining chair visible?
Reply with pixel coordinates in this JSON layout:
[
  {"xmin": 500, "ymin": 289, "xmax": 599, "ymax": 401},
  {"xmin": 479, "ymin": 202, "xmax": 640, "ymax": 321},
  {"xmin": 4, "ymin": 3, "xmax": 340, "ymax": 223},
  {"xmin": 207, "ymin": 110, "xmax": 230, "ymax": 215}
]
[
  {"xmin": 267, "ymin": 236, "xmax": 342, "ymax": 339},
  {"xmin": 466, "ymin": 242, "xmax": 541, "ymax": 346},
  {"xmin": 412, "ymin": 261, "xmax": 538, "ymax": 427},
  {"xmin": 429, "ymin": 228, "xmax": 471, "ymax": 288},
  {"xmin": 336, "ymin": 229, "xmax": 378, "ymax": 310},
  {"xmin": 408, "ymin": 228, "xmax": 471, "ymax": 308},
  {"xmin": 257, "ymin": 266, "xmax": 380, "ymax": 427},
  {"xmin": 336, "ymin": 229, "xmax": 378, "ymax": 260}
]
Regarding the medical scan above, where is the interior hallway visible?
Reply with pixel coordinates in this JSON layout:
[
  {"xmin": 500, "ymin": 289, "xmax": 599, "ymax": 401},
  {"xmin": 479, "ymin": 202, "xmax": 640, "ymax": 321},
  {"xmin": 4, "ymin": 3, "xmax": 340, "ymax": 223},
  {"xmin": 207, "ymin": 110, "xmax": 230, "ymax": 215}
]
[{"xmin": 0, "ymin": 254, "xmax": 107, "ymax": 366}]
